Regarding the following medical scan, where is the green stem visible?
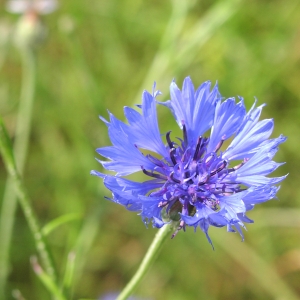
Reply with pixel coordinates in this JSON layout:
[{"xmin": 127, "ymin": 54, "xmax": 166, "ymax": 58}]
[
  {"xmin": 116, "ymin": 224, "xmax": 171, "ymax": 300},
  {"xmin": 0, "ymin": 46, "xmax": 36, "ymax": 298},
  {"xmin": 31, "ymin": 257, "xmax": 66, "ymax": 300},
  {"xmin": 0, "ymin": 117, "xmax": 57, "ymax": 284}
]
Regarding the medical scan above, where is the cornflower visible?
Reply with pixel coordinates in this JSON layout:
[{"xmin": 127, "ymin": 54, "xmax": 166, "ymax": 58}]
[{"xmin": 92, "ymin": 77, "xmax": 286, "ymax": 246}]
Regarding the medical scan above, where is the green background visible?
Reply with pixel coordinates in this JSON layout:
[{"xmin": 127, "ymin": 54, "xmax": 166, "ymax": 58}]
[{"xmin": 1, "ymin": 0, "xmax": 300, "ymax": 299}]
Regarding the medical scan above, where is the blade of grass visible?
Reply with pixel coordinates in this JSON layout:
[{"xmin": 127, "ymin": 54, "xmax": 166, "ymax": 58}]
[
  {"xmin": 71, "ymin": 205, "xmax": 102, "ymax": 295},
  {"xmin": 174, "ymin": 0, "xmax": 242, "ymax": 66},
  {"xmin": 133, "ymin": 0, "xmax": 242, "ymax": 103},
  {"xmin": 0, "ymin": 117, "xmax": 58, "ymax": 284},
  {"xmin": 132, "ymin": 0, "xmax": 190, "ymax": 104},
  {"xmin": 213, "ymin": 232, "xmax": 299, "ymax": 300},
  {"xmin": 12, "ymin": 289, "xmax": 26, "ymax": 300},
  {"xmin": 0, "ymin": 46, "xmax": 36, "ymax": 299},
  {"xmin": 31, "ymin": 256, "xmax": 66, "ymax": 300},
  {"xmin": 62, "ymin": 252, "xmax": 76, "ymax": 292},
  {"xmin": 42, "ymin": 213, "xmax": 82, "ymax": 236}
]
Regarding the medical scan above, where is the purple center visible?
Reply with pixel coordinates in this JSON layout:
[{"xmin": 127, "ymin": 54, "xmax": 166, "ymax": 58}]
[{"xmin": 142, "ymin": 124, "xmax": 246, "ymax": 237}]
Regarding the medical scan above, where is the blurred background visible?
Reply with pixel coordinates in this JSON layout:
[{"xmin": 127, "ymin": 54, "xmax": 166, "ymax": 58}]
[{"xmin": 0, "ymin": 0, "xmax": 300, "ymax": 299}]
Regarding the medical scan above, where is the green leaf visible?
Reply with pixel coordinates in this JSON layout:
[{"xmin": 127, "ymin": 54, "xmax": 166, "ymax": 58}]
[{"xmin": 41, "ymin": 213, "xmax": 82, "ymax": 236}]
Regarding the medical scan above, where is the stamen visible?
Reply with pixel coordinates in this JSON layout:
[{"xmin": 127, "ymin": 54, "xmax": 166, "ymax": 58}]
[
  {"xmin": 147, "ymin": 154, "xmax": 165, "ymax": 167},
  {"xmin": 158, "ymin": 201, "xmax": 168, "ymax": 207},
  {"xmin": 214, "ymin": 136, "xmax": 225, "ymax": 153},
  {"xmin": 198, "ymin": 175, "xmax": 209, "ymax": 186},
  {"xmin": 191, "ymin": 194, "xmax": 197, "ymax": 203},
  {"xmin": 182, "ymin": 122, "xmax": 188, "ymax": 146},
  {"xmin": 171, "ymin": 220, "xmax": 185, "ymax": 239},
  {"xmin": 198, "ymin": 137, "xmax": 208, "ymax": 158},
  {"xmin": 205, "ymin": 153, "xmax": 214, "ymax": 164},
  {"xmin": 142, "ymin": 167, "xmax": 167, "ymax": 180},
  {"xmin": 184, "ymin": 170, "xmax": 191, "ymax": 180},
  {"xmin": 210, "ymin": 160, "xmax": 227, "ymax": 177},
  {"xmin": 166, "ymin": 131, "xmax": 173, "ymax": 149},
  {"xmin": 169, "ymin": 148, "xmax": 177, "ymax": 165},
  {"xmin": 181, "ymin": 148, "xmax": 189, "ymax": 162},
  {"xmin": 227, "ymin": 158, "xmax": 248, "ymax": 173},
  {"xmin": 193, "ymin": 136, "xmax": 202, "ymax": 161},
  {"xmin": 170, "ymin": 172, "xmax": 181, "ymax": 183}
]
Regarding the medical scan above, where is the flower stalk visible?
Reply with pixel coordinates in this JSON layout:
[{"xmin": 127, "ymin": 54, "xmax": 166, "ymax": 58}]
[{"xmin": 116, "ymin": 224, "xmax": 171, "ymax": 300}]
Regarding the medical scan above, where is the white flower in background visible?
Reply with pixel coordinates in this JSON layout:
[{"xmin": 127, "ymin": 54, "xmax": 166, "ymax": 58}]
[
  {"xmin": 6, "ymin": 0, "xmax": 58, "ymax": 15},
  {"xmin": 6, "ymin": 0, "xmax": 58, "ymax": 48}
]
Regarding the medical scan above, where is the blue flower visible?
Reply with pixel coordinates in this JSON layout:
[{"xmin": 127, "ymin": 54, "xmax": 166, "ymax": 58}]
[{"xmin": 91, "ymin": 77, "xmax": 286, "ymax": 246}]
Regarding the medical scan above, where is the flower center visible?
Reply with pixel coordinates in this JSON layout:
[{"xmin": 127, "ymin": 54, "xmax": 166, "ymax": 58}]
[{"xmin": 142, "ymin": 125, "xmax": 245, "ymax": 236}]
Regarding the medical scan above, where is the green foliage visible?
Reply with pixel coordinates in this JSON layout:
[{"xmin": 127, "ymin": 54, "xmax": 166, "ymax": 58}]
[{"xmin": 1, "ymin": 0, "xmax": 300, "ymax": 299}]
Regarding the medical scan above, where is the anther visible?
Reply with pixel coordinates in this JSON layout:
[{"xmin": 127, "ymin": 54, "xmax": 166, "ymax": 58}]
[
  {"xmin": 193, "ymin": 136, "xmax": 202, "ymax": 161},
  {"xmin": 213, "ymin": 136, "xmax": 225, "ymax": 153},
  {"xmin": 171, "ymin": 220, "xmax": 185, "ymax": 239},
  {"xmin": 210, "ymin": 160, "xmax": 227, "ymax": 177},
  {"xmin": 158, "ymin": 201, "xmax": 168, "ymax": 207},
  {"xmin": 184, "ymin": 170, "xmax": 191, "ymax": 179},
  {"xmin": 170, "ymin": 172, "xmax": 181, "ymax": 183},
  {"xmin": 205, "ymin": 153, "xmax": 214, "ymax": 164},
  {"xmin": 198, "ymin": 175, "xmax": 209, "ymax": 186},
  {"xmin": 142, "ymin": 167, "xmax": 167, "ymax": 180},
  {"xmin": 182, "ymin": 122, "xmax": 188, "ymax": 145},
  {"xmin": 166, "ymin": 131, "xmax": 173, "ymax": 149},
  {"xmin": 228, "ymin": 158, "xmax": 248, "ymax": 173},
  {"xmin": 169, "ymin": 148, "xmax": 177, "ymax": 165}
]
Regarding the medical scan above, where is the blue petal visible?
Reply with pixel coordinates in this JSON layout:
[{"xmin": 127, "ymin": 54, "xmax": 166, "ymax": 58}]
[
  {"xmin": 181, "ymin": 77, "xmax": 195, "ymax": 128},
  {"xmin": 242, "ymin": 185, "xmax": 280, "ymax": 205},
  {"xmin": 168, "ymin": 80, "xmax": 189, "ymax": 129},
  {"xmin": 208, "ymin": 212, "xmax": 229, "ymax": 227},
  {"xmin": 104, "ymin": 175, "xmax": 162, "ymax": 195},
  {"xmin": 198, "ymin": 219, "xmax": 214, "ymax": 249},
  {"xmin": 97, "ymin": 103, "xmax": 166, "ymax": 175},
  {"xmin": 235, "ymin": 174, "xmax": 287, "ymax": 186},
  {"xmin": 97, "ymin": 145, "xmax": 156, "ymax": 176},
  {"xmin": 96, "ymin": 112, "xmax": 159, "ymax": 175},
  {"xmin": 231, "ymin": 223, "xmax": 245, "ymax": 241},
  {"xmin": 111, "ymin": 192, "xmax": 142, "ymax": 212},
  {"xmin": 223, "ymin": 102, "xmax": 274, "ymax": 160},
  {"xmin": 219, "ymin": 191, "xmax": 247, "ymax": 214},
  {"xmin": 181, "ymin": 202, "xmax": 216, "ymax": 226},
  {"xmin": 191, "ymin": 81, "xmax": 220, "ymax": 143},
  {"xmin": 102, "ymin": 176, "xmax": 162, "ymax": 212},
  {"xmin": 159, "ymin": 77, "xmax": 219, "ymax": 144},
  {"xmin": 224, "ymin": 135, "xmax": 287, "ymax": 186},
  {"xmin": 237, "ymin": 213, "xmax": 254, "ymax": 223},
  {"xmin": 90, "ymin": 170, "xmax": 105, "ymax": 178},
  {"xmin": 138, "ymin": 195, "xmax": 164, "ymax": 227},
  {"xmin": 152, "ymin": 217, "xmax": 166, "ymax": 228},
  {"xmin": 124, "ymin": 90, "xmax": 168, "ymax": 157},
  {"xmin": 207, "ymin": 98, "xmax": 246, "ymax": 153}
]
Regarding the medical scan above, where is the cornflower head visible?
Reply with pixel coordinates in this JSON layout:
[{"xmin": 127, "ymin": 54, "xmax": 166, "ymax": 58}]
[{"xmin": 92, "ymin": 77, "xmax": 286, "ymax": 246}]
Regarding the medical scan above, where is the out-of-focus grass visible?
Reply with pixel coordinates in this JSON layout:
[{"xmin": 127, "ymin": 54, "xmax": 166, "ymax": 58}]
[{"xmin": 0, "ymin": 0, "xmax": 300, "ymax": 299}]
